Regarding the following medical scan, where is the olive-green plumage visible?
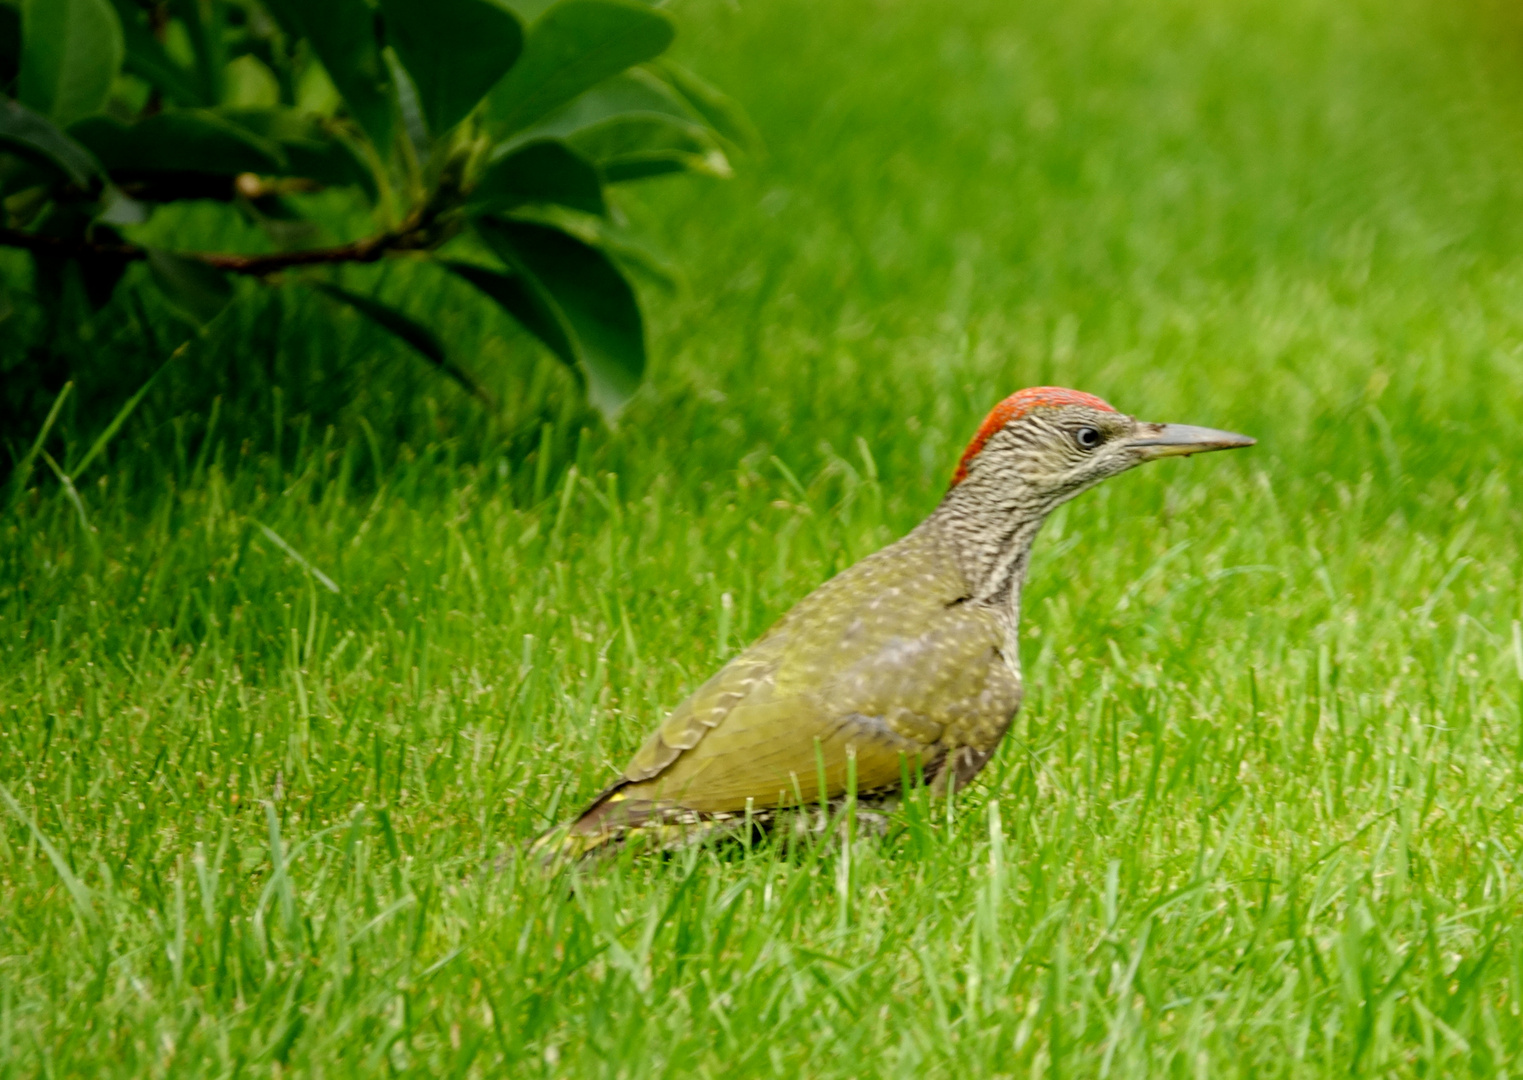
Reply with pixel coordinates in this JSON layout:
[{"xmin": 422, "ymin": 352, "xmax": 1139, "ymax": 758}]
[
  {"xmin": 545, "ymin": 388, "xmax": 1254, "ymax": 856},
  {"xmin": 580, "ymin": 525, "xmax": 1018, "ymax": 830}
]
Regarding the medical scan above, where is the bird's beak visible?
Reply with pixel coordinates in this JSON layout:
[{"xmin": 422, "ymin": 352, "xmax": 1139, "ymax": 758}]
[{"xmin": 1127, "ymin": 422, "xmax": 1256, "ymax": 460}]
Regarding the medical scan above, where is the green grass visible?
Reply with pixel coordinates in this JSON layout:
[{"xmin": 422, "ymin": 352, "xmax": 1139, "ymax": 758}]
[{"xmin": 7, "ymin": 0, "xmax": 1523, "ymax": 1074}]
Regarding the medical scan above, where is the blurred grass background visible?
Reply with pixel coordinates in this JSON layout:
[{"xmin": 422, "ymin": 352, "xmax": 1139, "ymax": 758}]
[{"xmin": 5, "ymin": 0, "xmax": 1523, "ymax": 1074}]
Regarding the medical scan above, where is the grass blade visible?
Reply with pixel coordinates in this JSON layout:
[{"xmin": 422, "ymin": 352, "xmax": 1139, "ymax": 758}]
[{"xmin": 0, "ymin": 784, "xmax": 96, "ymax": 931}]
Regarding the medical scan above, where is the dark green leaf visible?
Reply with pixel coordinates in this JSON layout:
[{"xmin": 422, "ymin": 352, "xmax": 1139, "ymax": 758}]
[
  {"xmin": 71, "ymin": 111, "xmax": 287, "ymax": 176},
  {"xmin": 471, "ymin": 139, "xmax": 603, "ymax": 216},
  {"xmin": 0, "ymin": 149, "xmax": 57, "ymax": 198},
  {"xmin": 283, "ymin": 134, "xmax": 375, "ymax": 198},
  {"xmin": 441, "ymin": 258, "xmax": 576, "ymax": 373},
  {"xmin": 264, "ymin": 0, "xmax": 394, "ymax": 152},
  {"xmin": 488, "ymin": 0, "xmax": 673, "ymax": 137},
  {"xmin": 1, "ymin": 6, "xmax": 21, "ymax": 96},
  {"xmin": 383, "ymin": 47, "xmax": 430, "ymax": 158},
  {"xmin": 286, "ymin": 132, "xmax": 377, "ymax": 198},
  {"xmin": 217, "ymin": 107, "xmax": 323, "ymax": 145},
  {"xmin": 222, "ymin": 108, "xmax": 377, "ymax": 196},
  {"xmin": 587, "ymin": 225, "xmax": 678, "ymax": 291},
  {"xmin": 18, "ymin": 0, "xmax": 124, "ymax": 125},
  {"xmin": 257, "ymin": 0, "xmax": 302, "ymax": 41},
  {"xmin": 377, "ymin": 0, "xmax": 522, "ymax": 136},
  {"xmin": 476, "ymin": 216, "xmax": 643, "ymax": 417},
  {"xmin": 568, "ymin": 114, "xmax": 729, "ymax": 181},
  {"xmin": 308, "ymin": 282, "xmax": 493, "ymax": 404},
  {"xmin": 599, "ymin": 154, "xmax": 707, "ymax": 183},
  {"xmin": 237, "ymin": 33, "xmax": 300, "ymax": 109},
  {"xmin": 512, "ymin": 69, "xmax": 699, "ymax": 139},
  {"xmin": 0, "ymin": 96, "xmax": 103, "ymax": 186},
  {"xmin": 651, "ymin": 60, "xmax": 763, "ymax": 155},
  {"xmin": 107, "ymin": 0, "xmax": 206, "ymax": 106},
  {"xmin": 496, "ymin": 70, "xmax": 729, "ymax": 181},
  {"xmin": 309, "ymin": 282, "xmax": 441, "ymax": 361},
  {"xmin": 146, "ymin": 248, "xmax": 233, "ymax": 325},
  {"xmin": 167, "ymin": 0, "xmax": 226, "ymax": 106}
]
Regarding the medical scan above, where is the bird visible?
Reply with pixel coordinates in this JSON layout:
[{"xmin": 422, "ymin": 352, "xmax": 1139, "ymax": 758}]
[{"xmin": 540, "ymin": 387, "xmax": 1254, "ymax": 857}]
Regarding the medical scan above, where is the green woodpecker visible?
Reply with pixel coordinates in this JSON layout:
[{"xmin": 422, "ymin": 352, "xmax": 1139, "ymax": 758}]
[{"xmin": 545, "ymin": 388, "xmax": 1253, "ymax": 855}]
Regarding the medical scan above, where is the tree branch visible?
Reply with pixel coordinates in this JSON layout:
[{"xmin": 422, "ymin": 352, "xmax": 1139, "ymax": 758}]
[
  {"xmin": 0, "ymin": 227, "xmax": 144, "ymax": 263},
  {"xmin": 0, "ymin": 224, "xmax": 437, "ymax": 276}
]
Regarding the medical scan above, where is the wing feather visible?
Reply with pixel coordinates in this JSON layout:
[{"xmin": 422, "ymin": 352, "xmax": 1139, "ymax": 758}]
[{"xmin": 576, "ymin": 527, "xmax": 1023, "ymax": 830}]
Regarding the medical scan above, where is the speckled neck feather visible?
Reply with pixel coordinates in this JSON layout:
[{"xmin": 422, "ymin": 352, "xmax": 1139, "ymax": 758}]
[{"xmin": 935, "ymin": 388, "xmax": 1117, "ymax": 619}]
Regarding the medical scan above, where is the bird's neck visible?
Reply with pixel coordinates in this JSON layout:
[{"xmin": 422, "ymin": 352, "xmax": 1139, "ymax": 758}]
[{"xmin": 926, "ymin": 484, "xmax": 1050, "ymax": 620}]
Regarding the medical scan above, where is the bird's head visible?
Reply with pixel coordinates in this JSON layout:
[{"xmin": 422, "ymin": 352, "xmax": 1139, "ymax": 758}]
[{"xmin": 948, "ymin": 387, "xmax": 1255, "ymax": 514}]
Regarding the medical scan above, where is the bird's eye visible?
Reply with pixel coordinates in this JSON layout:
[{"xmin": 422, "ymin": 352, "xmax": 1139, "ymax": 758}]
[{"xmin": 1075, "ymin": 426, "xmax": 1103, "ymax": 450}]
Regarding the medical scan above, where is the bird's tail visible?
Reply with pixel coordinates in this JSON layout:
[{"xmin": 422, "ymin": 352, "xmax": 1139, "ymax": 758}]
[
  {"xmin": 527, "ymin": 822, "xmax": 619, "ymax": 863},
  {"xmin": 528, "ymin": 782, "xmax": 641, "ymax": 864},
  {"xmin": 531, "ymin": 784, "xmax": 762, "ymax": 863}
]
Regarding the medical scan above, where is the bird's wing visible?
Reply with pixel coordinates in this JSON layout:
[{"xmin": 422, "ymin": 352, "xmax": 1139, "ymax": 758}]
[{"xmin": 593, "ymin": 530, "xmax": 1020, "ymax": 820}]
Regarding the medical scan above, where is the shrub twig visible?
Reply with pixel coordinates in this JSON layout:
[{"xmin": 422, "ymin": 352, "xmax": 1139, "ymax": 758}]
[{"xmin": 0, "ymin": 221, "xmax": 439, "ymax": 277}]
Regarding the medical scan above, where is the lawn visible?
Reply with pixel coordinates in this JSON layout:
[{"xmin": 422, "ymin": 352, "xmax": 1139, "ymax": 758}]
[{"xmin": 5, "ymin": 0, "xmax": 1523, "ymax": 1074}]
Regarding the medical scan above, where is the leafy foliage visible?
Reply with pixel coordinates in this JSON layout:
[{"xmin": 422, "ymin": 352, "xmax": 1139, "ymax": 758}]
[{"xmin": 0, "ymin": 0, "xmax": 749, "ymax": 419}]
